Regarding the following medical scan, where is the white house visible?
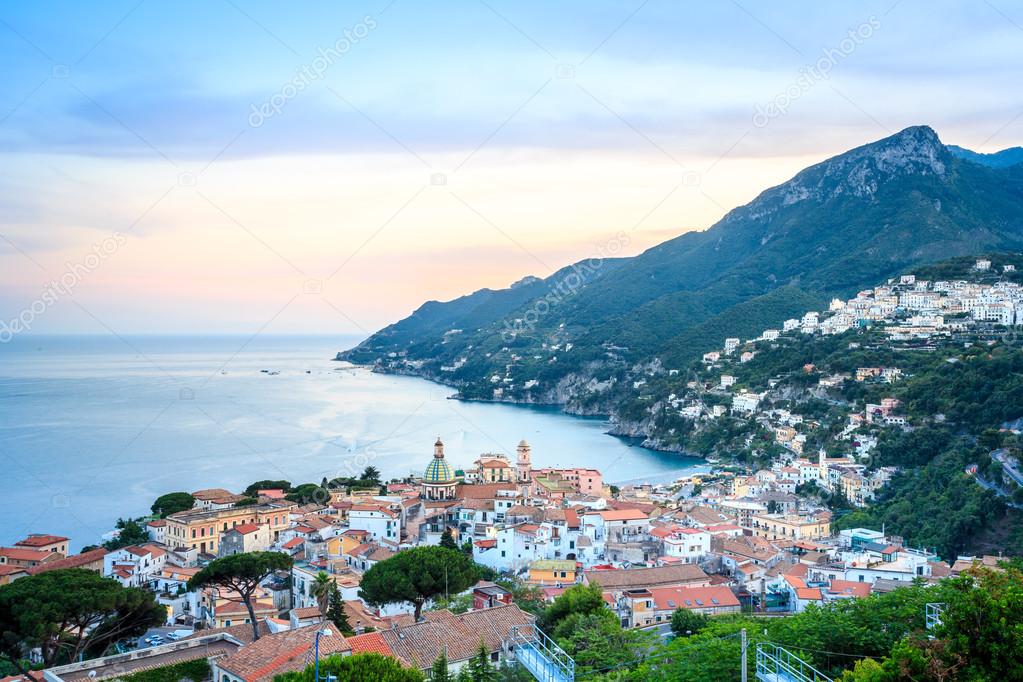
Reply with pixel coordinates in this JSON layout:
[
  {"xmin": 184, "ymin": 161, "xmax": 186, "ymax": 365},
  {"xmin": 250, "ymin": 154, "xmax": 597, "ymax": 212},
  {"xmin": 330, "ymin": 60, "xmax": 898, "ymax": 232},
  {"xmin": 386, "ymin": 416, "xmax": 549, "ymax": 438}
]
[
  {"xmin": 659, "ymin": 527, "xmax": 711, "ymax": 564},
  {"xmin": 103, "ymin": 544, "xmax": 167, "ymax": 587},
  {"xmin": 348, "ymin": 504, "xmax": 400, "ymax": 545}
]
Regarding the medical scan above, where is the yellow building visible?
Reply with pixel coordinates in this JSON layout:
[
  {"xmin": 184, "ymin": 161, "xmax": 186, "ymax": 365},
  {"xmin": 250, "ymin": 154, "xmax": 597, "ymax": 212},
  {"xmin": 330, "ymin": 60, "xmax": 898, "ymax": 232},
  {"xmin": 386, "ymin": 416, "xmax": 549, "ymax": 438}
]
[
  {"xmin": 621, "ymin": 589, "xmax": 655, "ymax": 628},
  {"xmin": 164, "ymin": 501, "xmax": 294, "ymax": 554},
  {"xmin": 527, "ymin": 559, "xmax": 577, "ymax": 585},
  {"xmin": 475, "ymin": 454, "xmax": 515, "ymax": 483},
  {"xmin": 324, "ymin": 530, "xmax": 368, "ymax": 558},
  {"xmin": 749, "ymin": 513, "xmax": 830, "ymax": 541},
  {"xmin": 201, "ymin": 588, "xmax": 278, "ymax": 628}
]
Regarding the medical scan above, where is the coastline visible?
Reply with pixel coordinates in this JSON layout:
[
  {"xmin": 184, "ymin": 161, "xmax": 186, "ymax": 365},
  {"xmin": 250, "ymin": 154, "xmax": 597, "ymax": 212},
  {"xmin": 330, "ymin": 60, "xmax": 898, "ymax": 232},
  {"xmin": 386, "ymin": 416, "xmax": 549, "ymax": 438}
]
[{"xmin": 335, "ymin": 356, "xmax": 705, "ymax": 459}]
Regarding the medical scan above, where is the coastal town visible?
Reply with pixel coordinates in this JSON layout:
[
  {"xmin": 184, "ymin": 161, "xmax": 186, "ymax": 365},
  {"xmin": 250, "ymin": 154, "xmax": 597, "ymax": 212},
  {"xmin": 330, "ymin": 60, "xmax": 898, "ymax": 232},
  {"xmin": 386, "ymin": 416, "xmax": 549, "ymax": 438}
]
[
  {"xmin": 2, "ymin": 421, "xmax": 1014, "ymax": 682},
  {"xmin": 4, "ymin": 261, "xmax": 1023, "ymax": 681}
]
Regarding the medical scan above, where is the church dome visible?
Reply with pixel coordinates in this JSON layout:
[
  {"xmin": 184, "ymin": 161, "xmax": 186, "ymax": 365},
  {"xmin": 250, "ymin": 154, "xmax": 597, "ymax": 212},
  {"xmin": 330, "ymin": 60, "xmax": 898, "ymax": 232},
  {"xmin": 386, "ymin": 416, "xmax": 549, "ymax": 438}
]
[
  {"xmin": 424, "ymin": 437, "xmax": 455, "ymax": 484},
  {"xmin": 424, "ymin": 456, "xmax": 455, "ymax": 483}
]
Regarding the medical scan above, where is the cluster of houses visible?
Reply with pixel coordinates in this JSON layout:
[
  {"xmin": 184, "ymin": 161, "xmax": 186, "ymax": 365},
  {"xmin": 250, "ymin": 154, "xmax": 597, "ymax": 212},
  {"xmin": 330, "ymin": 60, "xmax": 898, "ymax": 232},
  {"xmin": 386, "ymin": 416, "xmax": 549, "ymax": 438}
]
[
  {"xmin": 8, "ymin": 436, "xmax": 1016, "ymax": 682},
  {"xmin": 702, "ymin": 263, "xmax": 1022, "ymax": 368}
]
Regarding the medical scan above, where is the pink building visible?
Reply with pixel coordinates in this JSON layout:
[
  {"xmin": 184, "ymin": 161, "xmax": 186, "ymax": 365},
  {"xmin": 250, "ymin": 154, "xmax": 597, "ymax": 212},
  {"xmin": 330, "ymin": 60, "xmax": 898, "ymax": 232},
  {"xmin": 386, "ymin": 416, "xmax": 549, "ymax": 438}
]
[{"xmin": 533, "ymin": 468, "xmax": 603, "ymax": 497}]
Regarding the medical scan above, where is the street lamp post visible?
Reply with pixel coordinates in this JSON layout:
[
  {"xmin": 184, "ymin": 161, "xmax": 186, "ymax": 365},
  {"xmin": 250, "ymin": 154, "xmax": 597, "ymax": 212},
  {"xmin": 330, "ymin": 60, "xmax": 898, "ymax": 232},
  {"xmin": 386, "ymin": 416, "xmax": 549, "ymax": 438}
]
[{"xmin": 313, "ymin": 628, "xmax": 332, "ymax": 682}]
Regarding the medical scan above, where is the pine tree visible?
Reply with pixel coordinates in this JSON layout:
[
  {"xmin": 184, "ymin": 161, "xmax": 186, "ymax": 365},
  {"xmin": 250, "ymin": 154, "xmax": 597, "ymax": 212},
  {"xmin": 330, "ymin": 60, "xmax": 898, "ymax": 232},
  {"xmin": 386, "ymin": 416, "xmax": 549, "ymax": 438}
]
[
  {"xmin": 430, "ymin": 648, "xmax": 451, "ymax": 682},
  {"xmin": 325, "ymin": 583, "xmax": 354, "ymax": 636},
  {"xmin": 464, "ymin": 640, "xmax": 495, "ymax": 682},
  {"xmin": 439, "ymin": 527, "xmax": 458, "ymax": 550}
]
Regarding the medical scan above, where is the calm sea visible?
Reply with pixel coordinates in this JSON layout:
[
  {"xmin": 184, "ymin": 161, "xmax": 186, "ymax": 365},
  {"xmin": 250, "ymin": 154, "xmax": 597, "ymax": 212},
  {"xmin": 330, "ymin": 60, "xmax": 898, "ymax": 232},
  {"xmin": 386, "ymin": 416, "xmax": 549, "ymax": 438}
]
[{"xmin": 0, "ymin": 335, "xmax": 706, "ymax": 550}]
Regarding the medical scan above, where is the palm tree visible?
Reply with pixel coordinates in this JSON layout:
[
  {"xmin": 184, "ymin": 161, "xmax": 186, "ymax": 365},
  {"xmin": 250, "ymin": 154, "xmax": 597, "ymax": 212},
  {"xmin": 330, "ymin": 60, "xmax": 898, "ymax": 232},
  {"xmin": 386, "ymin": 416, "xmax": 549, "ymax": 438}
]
[{"xmin": 311, "ymin": 571, "xmax": 333, "ymax": 616}]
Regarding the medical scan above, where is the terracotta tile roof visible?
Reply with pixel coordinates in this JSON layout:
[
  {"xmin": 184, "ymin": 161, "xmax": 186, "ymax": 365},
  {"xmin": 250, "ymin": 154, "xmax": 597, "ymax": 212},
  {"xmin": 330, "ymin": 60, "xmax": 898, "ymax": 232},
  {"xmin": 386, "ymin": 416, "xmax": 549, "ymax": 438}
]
[
  {"xmin": 458, "ymin": 498, "xmax": 495, "ymax": 511},
  {"xmin": 783, "ymin": 575, "xmax": 807, "ymax": 589},
  {"xmin": 563, "ymin": 509, "xmax": 580, "ymax": 529},
  {"xmin": 182, "ymin": 620, "xmax": 271, "ymax": 645},
  {"xmin": 217, "ymin": 623, "xmax": 351, "ymax": 682},
  {"xmin": 0, "ymin": 547, "xmax": 53, "ymax": 562},
  {"xmin": 455, "ymin": 483, "xmax": 517, "ymax": 499},
  {"xmin": 584, "ymin": 564, "xmax": 708, "ymax": 590},
  {"xmin": 192, "ymin": 488, "xmax": 235, "ymax": 499},
  {"xmin": 147, "ymin": 519, "xmax": 167, "ymax": 527},
  {"xmin": 281, "ymin": 538, "xmax": 304, "ymax": 550},
  {"xmin": 25, "ymin": 548, "xmax": 106, "ymax": 575},
  {"xmin": 15, "ymin": 534, "xmax": 68, "ymax": 547},
  {"xmin": 827, "ymin": 580, "xmax": 871, "ymax": 598},
  {"xmin": 597, "ymin": 509, "xmax": 649, "ymax": 522},
  {"xmin": 367, "ymin": 546, "xmax": 396, "ymax": 562},
  {"xmin": 347, "ymin": 542, "xmax": 374, "ymax": 556},
  {"xmin": 649, "ymin": 525, "xmax": 681, "ymax": 539},
  {"xmin": 291, "ymin": 607, "xmax": 321, "ymax": 619},
  {"xmin": 380, "ymin": 604, "xmax": 533, "ymax": 669},
  {"xmin": 231, "ymin": 523, "xmax": 262, "ymax": 535},
  {"xmin": 346, "ymin": 631, "xmax": 393, "ymax": 657},
  {"xmin": 796, "ymin": 587, "xmax": 823, "ymax": 601},
  {"xmin": 650, "ymin": 585, "xmax": 739, "ymax": 611},
  {"xmin": 0, "ymin": 565, "xmax": 28, "ymax": 577},
  {"xmin": 341, "ymin": 600, "xmax": 391, "ymax": 631},
  {"xmin": 607, "ymin": 500, "xmax": 658, "ymax": 514}
]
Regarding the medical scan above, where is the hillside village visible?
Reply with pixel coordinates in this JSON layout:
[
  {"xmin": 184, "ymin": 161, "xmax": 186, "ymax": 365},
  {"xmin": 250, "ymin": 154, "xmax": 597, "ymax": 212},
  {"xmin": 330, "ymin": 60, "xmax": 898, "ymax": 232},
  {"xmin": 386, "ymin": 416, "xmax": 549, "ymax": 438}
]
[
  {"xmin": 3, "ymin": 419, "xmax": 1015, "ymax": 681},
  {"xmin": 4, "ymin": 266, "xmax": 1023, "ymax": 681}
]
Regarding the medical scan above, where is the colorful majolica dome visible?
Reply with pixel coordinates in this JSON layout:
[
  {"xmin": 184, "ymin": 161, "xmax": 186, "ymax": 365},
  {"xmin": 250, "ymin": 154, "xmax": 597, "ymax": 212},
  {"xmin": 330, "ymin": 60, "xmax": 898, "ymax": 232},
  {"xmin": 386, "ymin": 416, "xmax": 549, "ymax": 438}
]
[
  {"xmin": 424, "ymin": 437, "xmax": 455, "ymax": 483},
  {"xmin": 422, "ymin": 437, "xmax": 458, "ymax": 501},
  {"xmin": 424, "ymin": 453, "xmax": 454, "ymax": 483}
]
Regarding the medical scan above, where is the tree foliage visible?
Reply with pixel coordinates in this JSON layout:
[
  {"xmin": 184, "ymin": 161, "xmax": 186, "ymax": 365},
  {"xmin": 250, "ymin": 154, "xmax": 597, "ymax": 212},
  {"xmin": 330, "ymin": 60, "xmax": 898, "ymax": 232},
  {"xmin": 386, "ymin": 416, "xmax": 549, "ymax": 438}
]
[
  {"xmin": 104, "ymin": 517, "xmax": 151, "ymax": 550},
  {"xmin": 325, "ymin": 583, "xmax": 353, "ymax": 636},
  {"xmin": 457, "ymin": 641, "xmax": 495, "ymax": 682},
  {"xmin": 150, "ymin": 492, "xmax": 195, "ymax": 517},
  {"xmin": 187, "ymin": 551, "xmax": 292, "ymax": 641},
  {"xmin": 670, "ymin": 608, "xmax": 710, "ymax": 637},
  {"xmin": 430, "ymin": 649, "xmax": 451, "ymax": 682},
  {"xmin": 359, "ymin": 547, "xmax": 479, "ymax": 621},
  {"xmin": 244, "ymin": 480, "xmax": 292, "ymax": 497},
  {"xmin": 439, "ymin": 527, "xmax": 458, "ymax": 550},
  {"xmin": 0, "ymin": 569, "xmax": 165, "ymax": 669},
  {"xmin": 540, "ymin": 583, "xmax": 610, "ymax": 638},
  {"xmin": 273, "ymin": 653, "xmax": 424, "ymax": 682}
]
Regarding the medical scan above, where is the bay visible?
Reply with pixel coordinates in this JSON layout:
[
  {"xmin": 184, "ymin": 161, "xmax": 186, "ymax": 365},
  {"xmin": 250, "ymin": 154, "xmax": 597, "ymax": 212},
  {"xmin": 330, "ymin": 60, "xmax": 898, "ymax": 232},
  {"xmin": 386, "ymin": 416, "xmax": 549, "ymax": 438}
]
[{"xmin": 0, "ymin": 334, "xmax": 707, "ymax": 551}]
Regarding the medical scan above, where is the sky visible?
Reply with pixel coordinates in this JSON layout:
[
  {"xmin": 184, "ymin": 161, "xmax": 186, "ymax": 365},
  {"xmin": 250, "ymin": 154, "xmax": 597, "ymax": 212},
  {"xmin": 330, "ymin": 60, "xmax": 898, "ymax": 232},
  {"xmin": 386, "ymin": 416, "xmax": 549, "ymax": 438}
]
[{"xmin": 1, "ymin": 0, "xmax": 1022, "ymax": 340}]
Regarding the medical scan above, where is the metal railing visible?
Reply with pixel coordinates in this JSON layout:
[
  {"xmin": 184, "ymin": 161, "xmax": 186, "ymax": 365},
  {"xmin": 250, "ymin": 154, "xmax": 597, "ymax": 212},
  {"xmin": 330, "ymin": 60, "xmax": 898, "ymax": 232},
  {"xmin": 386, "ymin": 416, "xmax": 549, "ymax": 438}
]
[
  {"xmin": 926, "ymin": 602, "xmax": 945, "ymax": 631},
  {"xmin": 510, "ymin": 624, "xmax": 575, "ymax": 682},
  {"xmin": 755, "ymin": 643, "xmax": 833, "ymax": 682}
]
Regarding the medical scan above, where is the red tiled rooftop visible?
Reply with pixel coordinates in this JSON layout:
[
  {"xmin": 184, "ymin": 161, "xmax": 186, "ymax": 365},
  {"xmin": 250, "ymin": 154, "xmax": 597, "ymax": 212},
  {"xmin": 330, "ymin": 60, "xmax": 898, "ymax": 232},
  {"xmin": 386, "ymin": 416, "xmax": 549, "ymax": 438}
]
[
  {"xmin": 346, "ymin": 631, "xmax": 393, "ymax": 657},
  {"xmin": 15, "ymin": 534, "xmax": 68, "ymax": 547}
]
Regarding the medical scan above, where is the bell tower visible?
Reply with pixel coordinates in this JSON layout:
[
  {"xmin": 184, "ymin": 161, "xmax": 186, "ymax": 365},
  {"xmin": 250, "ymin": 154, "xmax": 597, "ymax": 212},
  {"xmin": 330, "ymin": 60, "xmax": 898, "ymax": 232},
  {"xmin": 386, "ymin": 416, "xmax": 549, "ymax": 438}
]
[{"xmin": 516, "ymin": 439, "xmax": 532, "ymax": 485}]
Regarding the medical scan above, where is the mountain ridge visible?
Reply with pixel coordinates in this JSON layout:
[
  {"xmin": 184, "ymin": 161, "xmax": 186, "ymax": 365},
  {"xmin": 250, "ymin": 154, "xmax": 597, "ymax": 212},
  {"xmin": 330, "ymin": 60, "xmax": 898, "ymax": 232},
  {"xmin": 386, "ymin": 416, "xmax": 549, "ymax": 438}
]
[{"xmin": 340, "ymin": 125, "xmax": 1023, "ymax": 434}]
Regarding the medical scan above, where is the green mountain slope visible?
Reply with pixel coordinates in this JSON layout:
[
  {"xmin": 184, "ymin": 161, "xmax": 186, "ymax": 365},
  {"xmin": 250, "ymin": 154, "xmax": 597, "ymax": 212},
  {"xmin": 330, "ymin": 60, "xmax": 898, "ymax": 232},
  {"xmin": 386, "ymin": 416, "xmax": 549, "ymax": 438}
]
[
  {"xmin": 948, "ymin": 143, "xmax": 1023, "ymax": 169},
  {"xmin": 340, "ymin": 125, "xmax": 1023, "ymax": 414}
]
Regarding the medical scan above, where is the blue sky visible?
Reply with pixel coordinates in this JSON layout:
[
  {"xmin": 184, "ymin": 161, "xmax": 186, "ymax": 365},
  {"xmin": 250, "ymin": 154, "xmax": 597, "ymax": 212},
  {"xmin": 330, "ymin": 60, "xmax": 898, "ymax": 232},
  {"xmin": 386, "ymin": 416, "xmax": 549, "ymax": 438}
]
[{"xmin": 1, "ymin": 1, "xmax": 1022, "ymax": 336}]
